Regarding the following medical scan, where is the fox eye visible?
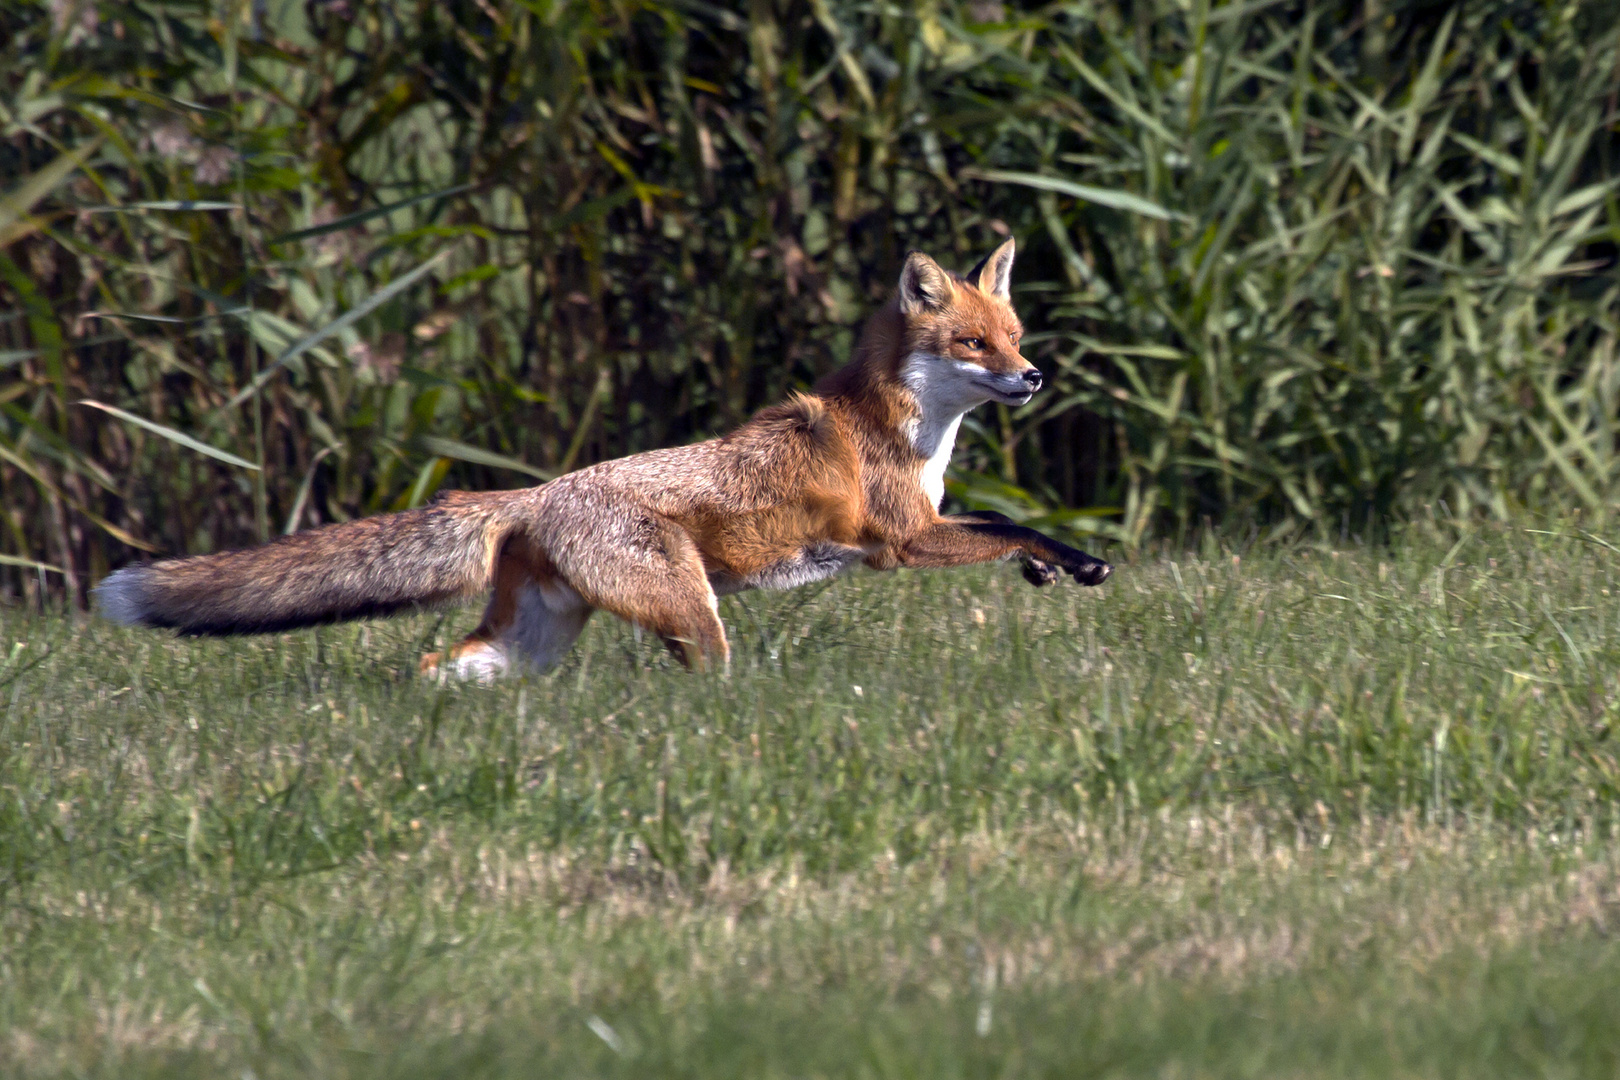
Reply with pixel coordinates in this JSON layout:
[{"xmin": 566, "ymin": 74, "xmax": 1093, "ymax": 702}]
[{"xmin": 958, "ymin": 337, "xmax": 985, "ymax": 350}]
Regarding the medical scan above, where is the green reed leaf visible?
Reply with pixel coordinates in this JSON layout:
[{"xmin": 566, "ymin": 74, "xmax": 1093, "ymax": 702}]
[
  {"xmin": 223, "ymin": 249, "xmax": 451, "ymax": 411},
  {"xmin": 965, "ymin": 169, "xmax": 1186, "ymax": 221},
  {"xmin": 415, "ymin": 436, "xmax": 552, "ymax": 482},
  {"xmin": 269, "ymin": 184, "xmax": 475, "ymax": 245},
  {"xmin": 77, "ymin": 400, "xmax": 260, "ymax": 471}
]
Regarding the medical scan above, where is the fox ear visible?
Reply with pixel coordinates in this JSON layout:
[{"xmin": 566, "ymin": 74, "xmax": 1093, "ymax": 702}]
[
  {"xmin": 897, "ymin": 251, "xmax": 954, "ymax": 315},
  {"xmin": 968, "ymin": 238, "xmax": 1016, "ymax": 301}
]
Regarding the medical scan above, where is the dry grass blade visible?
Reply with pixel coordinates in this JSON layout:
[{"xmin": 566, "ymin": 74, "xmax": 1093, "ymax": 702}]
[
  {"xmin": 0, "ymin": 553, "xmax": 65, "ymax": 574},
  {"xmin": 0, "ymin": 136, "xmax": 102, "ymax": 244}
]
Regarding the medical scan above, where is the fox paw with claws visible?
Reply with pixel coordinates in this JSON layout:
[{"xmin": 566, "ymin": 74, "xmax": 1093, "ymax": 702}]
[
  {"xmin": 1050, "ymin": 545, "xmax": 1113, "ymax": 586},
  {"xmin": 1022, "ymin": 553, "xmax": 1112, "ymax": 587},
  {"xmin": 1066, "ymin": 556, "xmax": 1113, "ymax": 586},
  {"xmin": 1022, "ymin": 557, "xmax": 1061, "ymax": 587}
]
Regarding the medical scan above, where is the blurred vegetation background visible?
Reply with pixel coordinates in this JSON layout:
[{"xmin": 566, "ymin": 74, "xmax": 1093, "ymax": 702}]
[{"xmin": 0, "ymin": 0, "xmax": 1617, "ymax": 605}]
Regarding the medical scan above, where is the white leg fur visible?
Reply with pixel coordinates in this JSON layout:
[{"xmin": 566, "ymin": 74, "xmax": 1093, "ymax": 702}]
[
  {"xmin": 446, "ymin": 642, "xmax": 511, "ymax": 683},
  {"xmin": 502, "ymin": 579, "xmax": 592, "ymax": 673},
  {"xmin": 428, "ymin": 580, "xmax": 591, "ymax": 682}
]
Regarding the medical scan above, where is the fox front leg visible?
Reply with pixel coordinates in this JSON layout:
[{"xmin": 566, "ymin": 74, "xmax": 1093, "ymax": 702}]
[
  {"xmin": 1012, "ymin": 541, "xmax": 1110, "ymax": 586},
  {"xmin": 948, "ymin": 516, "xmax": 1061, "ymax": 586},
  {"xmin": 902, "ymin": 513, "xmax": 1114, "ymax": 586}
]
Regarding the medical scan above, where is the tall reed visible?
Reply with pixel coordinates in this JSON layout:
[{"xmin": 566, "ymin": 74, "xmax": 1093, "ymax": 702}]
[{"xmin": 0, "ymin": 0, "xmax": 1615, "ymax": 601}]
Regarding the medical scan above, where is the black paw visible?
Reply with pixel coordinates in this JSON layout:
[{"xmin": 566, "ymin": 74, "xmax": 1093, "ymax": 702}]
[
  {"xmin": 1066, "ymin": 556, "xmax": 1113, "ymax": 587},
  {"xmin": 1022, "ymin": 557, "xmax": 1061, "ymax": 587}
]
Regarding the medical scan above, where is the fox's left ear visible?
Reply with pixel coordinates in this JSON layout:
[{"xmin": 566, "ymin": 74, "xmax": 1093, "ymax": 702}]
[{"xmin": 968, "ymin": 238, "xmax": 1016, "ymax": 301}]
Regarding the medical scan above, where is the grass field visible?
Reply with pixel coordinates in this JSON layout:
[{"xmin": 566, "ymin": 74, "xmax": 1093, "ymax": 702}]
[{"xmin": 4, "ymin": 524, "xmax": 1620, "ymax": 1078}]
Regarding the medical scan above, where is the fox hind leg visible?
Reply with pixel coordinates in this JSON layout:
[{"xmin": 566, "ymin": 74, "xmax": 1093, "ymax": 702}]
[
  {"xmin": 421, "ymin": 581, "xmax": 592, "ymax": 681},
  {"xmin": 421, "ymin": 638, "xmax": 510, "ymax": 682},
  {"xmin": 546, "ymin": 510, "xmax": 729, "ymax": 672},
  {"xmin": 658, "ymin": 614, "xmax": 727, "ymax": 672},
  {"xmin": 419, "ymin": 632, "xmax": 509, "ymax": 682},
  {"xmin": 504, "ymin": 579, "xmax": 593, "ymax": 671},
  {"xmin": 425, "ymin": 514, "xmax": 728, "ymax": 677},
  {"xmin": 635, "ymin": 557, "xmax": 728, "ymax": 674},
  {"xmin": 422, "ymin": 597, "xmax": 593, "ymax": 682},
  {"xmin": 419, "ymin": 534, "xmax": 594, "ymax": 680}
]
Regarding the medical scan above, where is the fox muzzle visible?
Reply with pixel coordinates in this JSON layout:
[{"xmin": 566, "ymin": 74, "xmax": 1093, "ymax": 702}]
[{"xmin": 973, "ymin": 368, "xmax": 1042, "ymax": 405}]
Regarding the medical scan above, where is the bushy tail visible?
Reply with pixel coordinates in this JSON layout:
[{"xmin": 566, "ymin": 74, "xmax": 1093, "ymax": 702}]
[{"xmin": 95, "ymin": 490, "xmax": 522, "ymax": 635}]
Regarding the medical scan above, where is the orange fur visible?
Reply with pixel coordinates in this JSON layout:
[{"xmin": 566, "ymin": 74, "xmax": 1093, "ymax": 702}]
[{"xmin": 98, "ymin": 240, "xmax": 1112, "ymax": 678}]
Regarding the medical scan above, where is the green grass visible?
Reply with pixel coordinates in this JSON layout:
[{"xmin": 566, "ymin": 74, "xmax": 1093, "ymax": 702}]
[{"xmin": 5, "ymin": 524, "xmax": 1620, "ymax": 1077}]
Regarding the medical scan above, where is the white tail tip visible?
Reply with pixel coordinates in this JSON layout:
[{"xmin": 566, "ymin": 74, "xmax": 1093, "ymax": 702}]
[{"xmin": 94, "ymin": 566, "xmax": 152, "ymax": 626}]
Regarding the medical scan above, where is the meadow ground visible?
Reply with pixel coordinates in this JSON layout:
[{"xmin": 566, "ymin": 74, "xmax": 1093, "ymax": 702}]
[{"xmin": 3, "ymin": 523, "xmax": 1620, "ymax": 1078}]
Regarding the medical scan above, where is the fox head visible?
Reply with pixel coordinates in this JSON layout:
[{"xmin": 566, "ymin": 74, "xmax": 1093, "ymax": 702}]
[{"xmin": 895, "ymin": 238, "xmax": 1040, "ymax": 412}]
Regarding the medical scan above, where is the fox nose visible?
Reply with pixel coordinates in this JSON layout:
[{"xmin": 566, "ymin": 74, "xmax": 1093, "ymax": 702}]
[{"xmin": 1021, "ymin": 368, "xmax": 1043, "ymax": 392}]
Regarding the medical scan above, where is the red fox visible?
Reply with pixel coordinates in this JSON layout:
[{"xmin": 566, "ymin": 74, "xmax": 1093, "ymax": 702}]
[{"xmin": 97, "ymin": 240, "xmax": 1112, "ymax": 677}]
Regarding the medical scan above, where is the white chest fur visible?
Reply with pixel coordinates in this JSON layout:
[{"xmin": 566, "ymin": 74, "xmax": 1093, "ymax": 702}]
[
  {"xmin": 900, "ymin": 352, "xmax": 991, "ymax": 510},
  {"xmin": 910, "ymin": 413, "xmax": 963, "ymax": 509}
]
